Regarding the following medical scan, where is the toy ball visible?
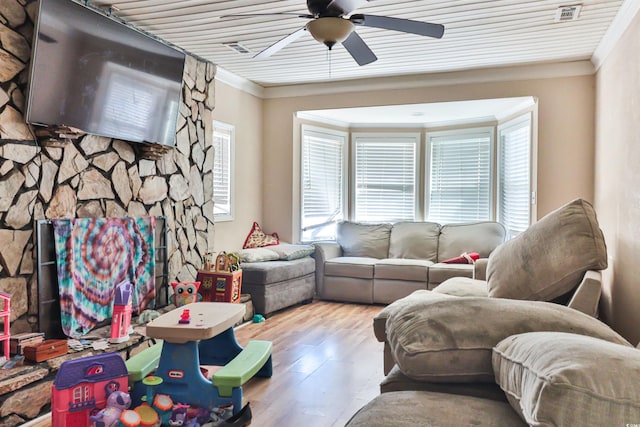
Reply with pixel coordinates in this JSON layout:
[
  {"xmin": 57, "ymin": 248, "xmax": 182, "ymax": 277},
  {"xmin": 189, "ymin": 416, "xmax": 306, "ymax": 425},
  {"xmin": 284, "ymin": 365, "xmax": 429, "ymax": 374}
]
[{"xmin": 252, "ymin": 314, "xmax": 265, "ymax": 323}]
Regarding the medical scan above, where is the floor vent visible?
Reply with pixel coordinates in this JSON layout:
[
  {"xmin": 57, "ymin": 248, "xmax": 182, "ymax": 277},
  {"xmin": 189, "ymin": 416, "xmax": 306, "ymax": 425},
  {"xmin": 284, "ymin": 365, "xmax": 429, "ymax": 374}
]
[
  {"xmin": 223, "ymin": 42, "xmax": 252, "ymax": 54},
  {"xmin": 555, "ymin": 4, "xmax": 582, "ymax": 22}
]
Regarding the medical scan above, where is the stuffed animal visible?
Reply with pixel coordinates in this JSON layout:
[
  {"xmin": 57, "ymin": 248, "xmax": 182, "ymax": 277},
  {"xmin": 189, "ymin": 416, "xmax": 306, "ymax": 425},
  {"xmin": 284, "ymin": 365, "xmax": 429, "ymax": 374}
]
[
  {"xmin": 90, "ymin": 391, "xmax": 132, "ymax": 427},
  {"xmin": 171, "ymin": 282, "xmax": 202, "ymax": 307}
]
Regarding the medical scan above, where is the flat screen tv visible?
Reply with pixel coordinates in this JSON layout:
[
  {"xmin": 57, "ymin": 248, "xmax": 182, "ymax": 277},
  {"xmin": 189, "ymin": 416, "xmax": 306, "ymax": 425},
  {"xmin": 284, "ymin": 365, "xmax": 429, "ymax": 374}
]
[{"xmin": 26, "ymin": 0, "xmax": 186, "ymax": 146}]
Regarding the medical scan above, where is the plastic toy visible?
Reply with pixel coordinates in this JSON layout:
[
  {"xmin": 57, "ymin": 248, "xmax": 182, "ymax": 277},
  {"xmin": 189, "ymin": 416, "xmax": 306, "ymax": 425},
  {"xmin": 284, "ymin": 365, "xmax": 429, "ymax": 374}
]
[
  {"xmin": 171, "ymin": 281, "xmax": 202, "ymax": 307},
  {"xmin": 110, "ymin": 281, "xmax": 133, "ymax": 344},
  {"xmin": 0, "ymin": 292, "xmax": 10, "ymax": 361},
  {"xmin": 89, "ymin": 390, "xmax": 131, "ymax": 427},
  {"xmin": 179, "ymin": 309, "xmax": 191, "ymax": 324},
  {"xmin": 52, "ymin": 353, "xmax": 129, "ymax": 427}
]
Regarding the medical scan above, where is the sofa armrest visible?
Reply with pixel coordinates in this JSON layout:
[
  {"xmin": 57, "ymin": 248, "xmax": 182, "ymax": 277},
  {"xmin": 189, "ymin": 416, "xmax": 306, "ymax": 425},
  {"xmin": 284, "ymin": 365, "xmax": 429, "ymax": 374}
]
[
  {"xmin": 473, "ymin": 258, "xmax": 489, "ymax": 280},
  {"xmin": 567, "ymin": 270, "xmax": 602, "ymax": 317},
  {"xmin": 312, "ymin": 242, "xmax": 342, "ymax": 298}
]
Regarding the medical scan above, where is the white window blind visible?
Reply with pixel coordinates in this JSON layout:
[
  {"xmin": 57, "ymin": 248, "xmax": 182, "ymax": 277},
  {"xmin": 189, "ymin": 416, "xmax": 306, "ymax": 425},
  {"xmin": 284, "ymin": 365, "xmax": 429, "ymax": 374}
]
[
  {"xmin": 213, "ymin": 121, "xmax": 234, "ymax": 222},
  {"xmin": 427, "ymin": 130, "xmax": 492, "ymax": 223},
  {"xmin": 498, "ymin": 114, "xmax": 531, "ymax": 238},
  {"xmin": 301, "ymin": 126, "xmax": 347, "ymax": 242},
  {"xmin": 353, "ymin": 134, "xmax": 418, "ymax": 222}
]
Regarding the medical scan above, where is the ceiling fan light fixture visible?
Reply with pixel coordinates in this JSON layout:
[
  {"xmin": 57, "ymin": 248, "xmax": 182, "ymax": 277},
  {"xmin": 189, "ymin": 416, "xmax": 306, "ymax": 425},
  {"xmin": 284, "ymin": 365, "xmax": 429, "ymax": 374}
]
[{"xmin": 306, "ymin": 17, "xmax": 355, "ymax": 49}]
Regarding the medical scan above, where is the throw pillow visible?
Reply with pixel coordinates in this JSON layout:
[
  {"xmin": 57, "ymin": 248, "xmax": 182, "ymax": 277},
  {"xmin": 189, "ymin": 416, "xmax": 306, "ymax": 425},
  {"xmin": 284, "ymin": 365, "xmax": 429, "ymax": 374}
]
[
  {"xmin": 269, "ymin": 244, "xmax": 315, "ymax": 261},
  {"xmin": 486, "ymin": 198, "xmax": 607, "ymax": 301},
  {"xmin": 493, "ymin": 332, "xmax": 640, "ymax": 426},
  {"xmin": 238, "ymin": 247, "xmax": 280, "ymax": 263},
  {"xmin": 386, "ymin": 297, "xmax": 630, "ymax": 383},
  {"xmin": 441, "ymin": 252, "xmax": 479, "ymax": 264},
  {"xmin": 242, "ymin": 221, "xmax": 280, "ymax": 249}
]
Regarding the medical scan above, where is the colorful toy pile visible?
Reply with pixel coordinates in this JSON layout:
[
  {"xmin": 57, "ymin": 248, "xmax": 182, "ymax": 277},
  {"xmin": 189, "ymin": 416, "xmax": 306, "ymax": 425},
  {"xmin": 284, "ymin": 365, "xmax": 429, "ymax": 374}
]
[{"xmin": 52, "ymin": 352, "xmax": 254, "ymax": 427}]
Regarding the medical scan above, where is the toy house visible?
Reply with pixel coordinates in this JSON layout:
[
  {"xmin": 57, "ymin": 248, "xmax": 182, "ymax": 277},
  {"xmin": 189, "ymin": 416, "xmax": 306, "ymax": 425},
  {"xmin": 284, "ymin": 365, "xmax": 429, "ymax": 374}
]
[
  {"xmin": 110, "ymin": 281, "xmax": 133, "ymax": 343},
  {"xmin": 0, "ymin": 292, "xmax": 10, "ymax": 361},
  {"xmin": 51, "ymin": 352, "xmax": 129, "ymax": 427}
]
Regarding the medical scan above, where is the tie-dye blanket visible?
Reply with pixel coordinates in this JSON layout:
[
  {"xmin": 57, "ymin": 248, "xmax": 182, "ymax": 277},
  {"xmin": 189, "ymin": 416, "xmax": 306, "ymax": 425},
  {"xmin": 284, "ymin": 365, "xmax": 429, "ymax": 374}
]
[{"xmin": 52, "ymin": 216, "xmax": 156, "ymax": 337}]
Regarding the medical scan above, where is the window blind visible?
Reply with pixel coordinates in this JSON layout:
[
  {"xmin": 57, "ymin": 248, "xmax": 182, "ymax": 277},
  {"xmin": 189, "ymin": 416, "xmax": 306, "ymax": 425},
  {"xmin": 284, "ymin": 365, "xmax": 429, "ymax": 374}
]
[
  {"xmin": 213, "ymin": 123, "xmax": 233, "ymax": 220},
  {"xmin": 353, "ymin": 135, "xmax": 418, "ymax": 222},
  {"xmin": 498, "ymin": 115, "xmax": 531, "ymax": 238},
  {"xmin": 427, "ymin": 131, "xmax": 492, "ymax": 223},
  {"xmin": 301, "ymin": 128, "xmax": 346, "ymax": 241}
]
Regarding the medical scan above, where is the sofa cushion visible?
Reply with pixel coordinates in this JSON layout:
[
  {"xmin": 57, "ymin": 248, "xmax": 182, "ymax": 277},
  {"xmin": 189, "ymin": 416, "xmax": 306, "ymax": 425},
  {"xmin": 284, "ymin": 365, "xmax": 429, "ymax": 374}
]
[
  {"xmin": 238, "ymin": 247, "xmax": 280, "ymax": 263},
  {"xmin": 268, "ymin": 243, "xmax": 315, "ymax": 261},
  {"xmin": 486, "ymin": 198, "xmax": 608, "ymax": 301},
  {"xmin": 437, "ymin": 221, "xmax": 506, "ymax": 262},
  {"xmin": 388, "ymin": 222, "xmax": 440, "ymax": 261},
  {"xmin": 372, "ymin": 290, "xmax": 456, "ymax": 342},
  {"xmin": 345, "ymin": 391, "xmax": 527, "ymax": 427},
  {"xmin": 338, "ymin": 222, "xmax": 392, "ymax": 258},
  {"xmin": 427, "ymin": 263, "xmax": 474, "ymax": 286},
  {"xmin": 374, "ymin": 258, "xmax": 432, "ymax": 282},
  {"xmin": 493, "ymin": 332, "xmax": 640, "ymax": 426},
  {"xmin": 381, "ymin": 365, "xmax": 507, "ymax": 402},
  {"xmin": 433, "ymin": 277, "xmax": 488, "ymax": 297},
  {"xmin": 387, "ymin": 297, "xmax": 630, "ymax": 383},
  {"xmin": 325, "ymin": 257, "xmax": 376, "ymax": 279},
  {"xmin": 242, "ymin": 257, "xmax": 316, "ymax": 284}
]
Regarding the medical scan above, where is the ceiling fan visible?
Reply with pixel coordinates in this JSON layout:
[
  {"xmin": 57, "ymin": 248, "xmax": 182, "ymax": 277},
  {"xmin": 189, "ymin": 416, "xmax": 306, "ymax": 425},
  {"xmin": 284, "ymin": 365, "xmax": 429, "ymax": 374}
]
[{"xmin": 222, "ymin": 0, "xmax": 445, "ymax": 66}]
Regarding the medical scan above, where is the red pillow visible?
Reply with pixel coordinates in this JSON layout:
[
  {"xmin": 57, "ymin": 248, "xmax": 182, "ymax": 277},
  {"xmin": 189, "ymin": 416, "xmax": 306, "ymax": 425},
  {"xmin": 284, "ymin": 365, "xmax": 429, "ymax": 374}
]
[
  {"xmin": 442, "ymin": 252, "xmax": 480, "ymax": 264},
  {"xmin": 243, "ymin": 222, "xmax": 280, "ymax": 249}
]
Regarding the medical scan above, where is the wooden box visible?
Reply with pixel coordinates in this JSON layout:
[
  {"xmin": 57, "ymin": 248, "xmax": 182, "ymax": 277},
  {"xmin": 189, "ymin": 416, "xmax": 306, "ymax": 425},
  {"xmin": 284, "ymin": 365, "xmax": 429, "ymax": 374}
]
[
  {"xmin": 10, "ymin": 332, "xmax": 45, "ymax": 355},
  {"xmin": 196, "ymin": 270, "xmax": 243, "ymax": 303},
  {"xmin": 23, "ymin": 339, "xmax": 68, "ymax": 362}
]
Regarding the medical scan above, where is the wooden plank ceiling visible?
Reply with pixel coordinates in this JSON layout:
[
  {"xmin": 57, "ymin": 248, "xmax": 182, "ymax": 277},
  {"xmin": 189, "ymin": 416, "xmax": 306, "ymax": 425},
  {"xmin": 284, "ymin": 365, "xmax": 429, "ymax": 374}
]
[{"xmin": 91, "ymin": 0, "xmax": 623, "ymax": 87}]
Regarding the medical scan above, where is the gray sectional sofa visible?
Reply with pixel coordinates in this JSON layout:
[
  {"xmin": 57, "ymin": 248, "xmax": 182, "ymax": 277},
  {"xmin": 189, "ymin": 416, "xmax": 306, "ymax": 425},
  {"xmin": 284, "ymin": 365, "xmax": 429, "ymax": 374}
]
[
  {"xmin": 313, "ymin": 220, "xmax": 506, "ymax": 304},
  {"xmin": 346, "ymin": 199, "xmax": 640, "ymax": 426}
]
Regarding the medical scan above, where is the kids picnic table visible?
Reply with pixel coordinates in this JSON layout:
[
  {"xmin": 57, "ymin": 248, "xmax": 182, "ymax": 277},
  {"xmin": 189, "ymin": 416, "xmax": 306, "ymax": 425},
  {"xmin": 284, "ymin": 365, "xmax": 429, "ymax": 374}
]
[{"xmin": 139, "ymin": 302, "xmax": 272, "ymax": 413}]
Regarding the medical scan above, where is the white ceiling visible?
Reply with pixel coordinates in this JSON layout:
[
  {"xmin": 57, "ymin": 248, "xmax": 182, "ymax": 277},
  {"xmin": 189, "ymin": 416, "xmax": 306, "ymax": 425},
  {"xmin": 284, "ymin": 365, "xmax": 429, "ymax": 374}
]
[{"xmin": 90, "ymin": 0, "xmax": 633, "ymax": 88}]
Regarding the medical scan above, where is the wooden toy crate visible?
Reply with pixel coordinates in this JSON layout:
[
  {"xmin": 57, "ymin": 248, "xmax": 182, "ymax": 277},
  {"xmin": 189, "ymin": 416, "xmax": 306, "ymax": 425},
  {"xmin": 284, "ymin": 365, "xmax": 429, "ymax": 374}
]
[{"xmin": 196, "ymin": 270, "xmax": 243, "ymax": 303}]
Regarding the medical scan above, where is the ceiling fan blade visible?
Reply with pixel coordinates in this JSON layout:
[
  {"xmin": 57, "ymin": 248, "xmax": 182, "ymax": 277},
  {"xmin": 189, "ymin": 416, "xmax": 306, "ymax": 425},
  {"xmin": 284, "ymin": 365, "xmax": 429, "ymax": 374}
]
[
  {"xmin": 352, "ymin": 14, "xmax": 445, "ymax": 39},
  {"xmin": 221, "ymin": 12, "xmax": 313, "ymax": 19},
  {"xmin": 323, "ymin": 0, "xmax": 369, "ymax": 16},
  {"xmin": 342, "ymin": 31, "xmax": 377, "ymax": 66},
  {"xmin": 254, "ymin": 27, "xmax": 307, "ymax": 59}
]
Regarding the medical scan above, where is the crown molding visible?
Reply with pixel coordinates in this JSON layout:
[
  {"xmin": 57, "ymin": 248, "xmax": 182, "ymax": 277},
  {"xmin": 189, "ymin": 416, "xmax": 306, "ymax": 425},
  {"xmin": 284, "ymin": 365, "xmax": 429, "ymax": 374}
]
[
  {"xmin": 214, "ymin": 67, "xmax": 264, "ymax": 98},
  {"xmin": 262, "ymin": 61, "xmax": 595, "ymax": 99},
  {"xmin": 215, "ymin": 60, "xmax": 594, "ymax": 100},
  {"xmin": 592, "ymin": 0, "xmax": 640, "ymax": 70}
]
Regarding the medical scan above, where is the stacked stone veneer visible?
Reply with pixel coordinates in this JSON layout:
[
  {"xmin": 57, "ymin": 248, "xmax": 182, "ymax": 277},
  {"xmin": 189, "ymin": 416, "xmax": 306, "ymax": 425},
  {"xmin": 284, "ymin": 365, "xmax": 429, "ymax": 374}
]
[{"xmin": 0, "ymin": 1, "xmax": 217, "ymax": 424}]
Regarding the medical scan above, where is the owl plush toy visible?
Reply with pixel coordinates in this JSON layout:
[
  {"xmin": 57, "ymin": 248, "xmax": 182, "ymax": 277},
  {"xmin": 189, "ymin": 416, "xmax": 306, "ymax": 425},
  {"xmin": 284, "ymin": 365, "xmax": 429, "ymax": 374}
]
[{"xmin": 171, "ymin": 281, "xmax": 202, "ymax": 307}]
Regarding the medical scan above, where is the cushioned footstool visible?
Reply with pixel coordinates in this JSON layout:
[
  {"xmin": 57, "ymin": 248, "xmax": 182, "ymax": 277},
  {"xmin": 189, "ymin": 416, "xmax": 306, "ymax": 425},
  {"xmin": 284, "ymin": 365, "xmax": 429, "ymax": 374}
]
[
  {"xmin": 241, "ymin": 257, "xmax": 316, "ymax": 316},
  {"xmin": 345, "ymin": 391, "xmax": 526, "ymax": 427}
]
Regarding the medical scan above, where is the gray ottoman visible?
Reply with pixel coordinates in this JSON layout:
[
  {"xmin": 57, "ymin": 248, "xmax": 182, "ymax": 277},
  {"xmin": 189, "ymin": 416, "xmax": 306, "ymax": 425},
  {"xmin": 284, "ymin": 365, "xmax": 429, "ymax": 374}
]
[
  {"xmin": 345, "ymin": 391, "xmax": 526, "ymax": 427},
  {"xmin": 240, "ymin": 257, "xmax": 316, "ymax": 316}
]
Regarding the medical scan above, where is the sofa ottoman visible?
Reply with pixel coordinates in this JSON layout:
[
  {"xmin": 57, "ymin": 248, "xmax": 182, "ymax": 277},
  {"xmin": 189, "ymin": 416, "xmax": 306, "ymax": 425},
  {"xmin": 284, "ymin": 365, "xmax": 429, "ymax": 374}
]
[
  {"xmin": 241, "ymin": 257, "xmax": 316, "ymax": 316},
  {"xmin": 345, "ymin": 390, "xmax": 526, "ymax": 427}
]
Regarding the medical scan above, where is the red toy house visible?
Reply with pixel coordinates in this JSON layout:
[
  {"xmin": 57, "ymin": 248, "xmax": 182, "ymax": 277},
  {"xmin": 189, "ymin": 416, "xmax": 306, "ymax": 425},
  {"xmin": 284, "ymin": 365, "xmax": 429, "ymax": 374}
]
[{"xmin": 51, "ymin": 352, "xmax": 129, "ymax": 427}]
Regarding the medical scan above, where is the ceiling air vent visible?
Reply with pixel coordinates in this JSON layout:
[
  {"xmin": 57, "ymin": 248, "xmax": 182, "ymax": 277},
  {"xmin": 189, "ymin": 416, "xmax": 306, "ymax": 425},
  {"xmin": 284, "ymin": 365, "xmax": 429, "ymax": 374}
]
[
  {"xmin": 555, "ymin": 4, "xmax": 582, "ymax": 22},
  {"xmin": 223, "ymin": 42, "xmax": 252, "ymax": 54}
]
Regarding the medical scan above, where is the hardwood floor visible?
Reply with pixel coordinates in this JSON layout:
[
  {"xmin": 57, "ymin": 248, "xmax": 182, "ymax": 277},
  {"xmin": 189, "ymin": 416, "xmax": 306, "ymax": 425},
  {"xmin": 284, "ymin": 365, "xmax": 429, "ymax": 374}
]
[{"xmin": 29, "ymin": 300, "xmax": 385, "ymax": 427}]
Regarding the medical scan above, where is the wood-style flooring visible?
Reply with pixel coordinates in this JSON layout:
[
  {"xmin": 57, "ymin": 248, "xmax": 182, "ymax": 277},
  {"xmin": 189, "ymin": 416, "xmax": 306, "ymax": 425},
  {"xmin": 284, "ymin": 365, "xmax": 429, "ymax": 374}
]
[{"xmin": 29, "ymin": 300, "xmax": 385, "ymax": 427}]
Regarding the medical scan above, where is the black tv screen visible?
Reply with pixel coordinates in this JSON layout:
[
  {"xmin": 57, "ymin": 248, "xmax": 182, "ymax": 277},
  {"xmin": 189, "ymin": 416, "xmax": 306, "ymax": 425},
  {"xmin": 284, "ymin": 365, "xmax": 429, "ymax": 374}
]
[{"xmin": 26, "ymin": 0, "xmax": 185, "ymax": 146}]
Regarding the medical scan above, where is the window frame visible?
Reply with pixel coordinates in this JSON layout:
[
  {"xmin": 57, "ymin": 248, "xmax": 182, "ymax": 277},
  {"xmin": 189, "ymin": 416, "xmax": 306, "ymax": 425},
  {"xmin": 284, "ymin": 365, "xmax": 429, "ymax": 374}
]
[
  {"xmin": 212, "ymin": 120, "xmax": 235, "ymax": 222},
  {"xmin": 299, "ymin": 124, "xmax": 348, "ymax": 242},
  {"xmin": 351, "ymin": 132, "xmax": 421, "ymax": 223},
  {"xmin": 425, "ymin": 127, "xmax": 495, "ymax": 223},
  {"xmin": 497, "ymin": 112, "xmax": 533, "ymax": 238}
]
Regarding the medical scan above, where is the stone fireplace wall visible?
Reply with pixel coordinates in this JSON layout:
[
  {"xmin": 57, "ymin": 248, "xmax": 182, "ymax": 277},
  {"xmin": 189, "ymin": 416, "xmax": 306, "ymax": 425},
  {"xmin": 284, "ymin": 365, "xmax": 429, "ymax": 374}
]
[{"xmin": 0, "ymin": 0, "xmax": 216, "ymax": 335}]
